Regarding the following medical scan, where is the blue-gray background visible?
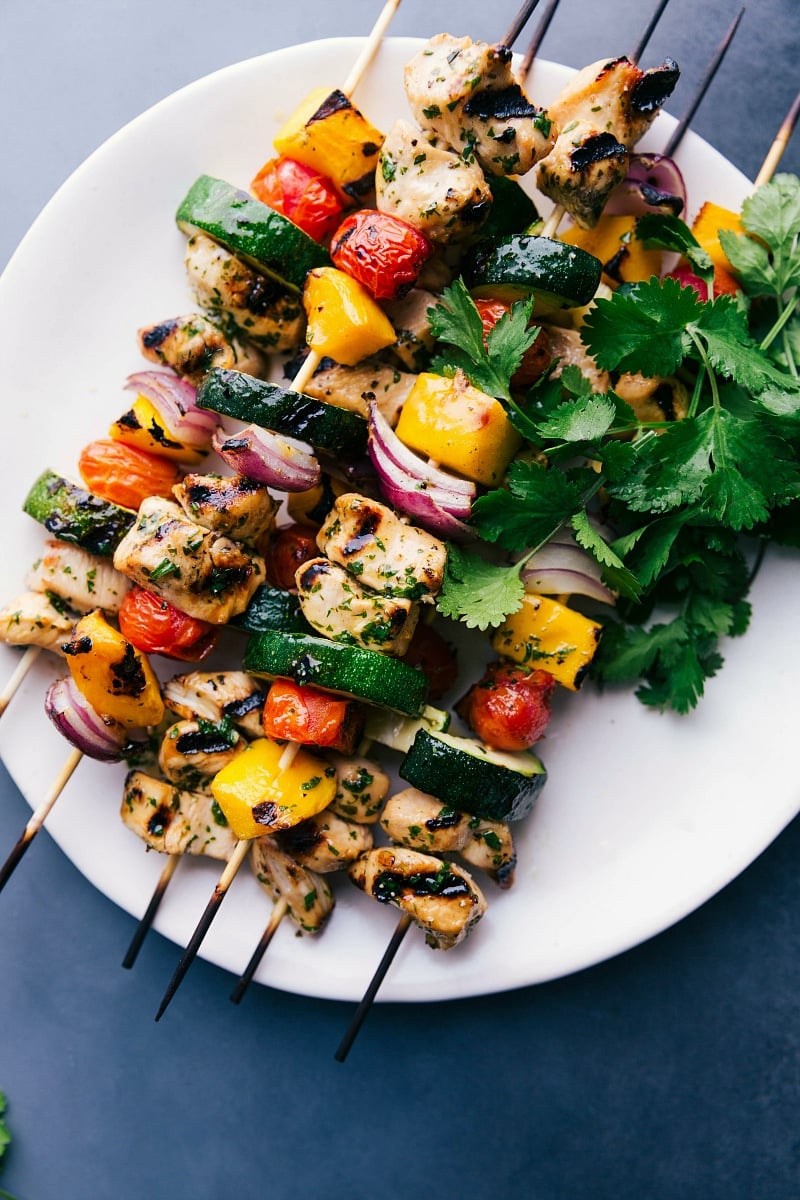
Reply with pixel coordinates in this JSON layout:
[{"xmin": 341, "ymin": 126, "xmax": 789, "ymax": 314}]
[{"xmin": 1, "ymin": 2, "xmax": 799, "ymax": 1197}]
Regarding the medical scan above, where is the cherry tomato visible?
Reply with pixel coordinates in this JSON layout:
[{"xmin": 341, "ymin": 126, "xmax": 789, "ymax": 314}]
[
  {"xmin": 402, "ymin": 622, "xmax": 458, "ymax": 702},
  {"xmin": 330, "ymin": 210, "xmax": 433, "ymax": 301},
  {"xmin": 474, "ymin": 298, "xmax": 552, "ymax": 387},
  {"xmin": 250, "ymin": 157, "xmax": 343, "ymax": 242},
  {"xmin": 261, "ymin": 524, "xmax": 320, "ymax": 591},
  {"xmin": 456, "ymin": 662, "xmax": 555, "ymax": 751},
  {"xmin": 262, "ymin": 679, "xmax": 365, "ymax": 753},
  {"xmin": 118, "ymin": 587, "xmax": 219, "ymax": 662},
  {"xmin": 79, "ymin": 439, "xmax": 182, "ymax": 511}
]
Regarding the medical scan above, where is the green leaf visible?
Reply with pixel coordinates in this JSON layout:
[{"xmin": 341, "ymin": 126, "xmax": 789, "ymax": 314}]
[
  {"xmin": 436, "ymin": 545, "xmax": 525, "ymax": 630},
  {"xmin": 535, "ymin": 393, "xmax": 617, "ymax": 442},
  {"xmin": 470, "ymin": 460, "xmax": 582, "ymax": 551},
  {"xmin": 0, "ymin": 1091, "xmax": 10, "ymax": 1165},
  {"xmin": 636, "ymin": 213, "xmax": 714, "ymax": 278},
  {"xmin": 694, "ymin": 297, "xmax": 800, "ymax": 396},
  {"xmin": 582, "ymin": 276, "xmax": 704, "ymax": 376},
  {"xmin": 570, "ymin": 509, "xmax": 642, "ymax": 600},
  {"xmin": 740, "ymin": 174, "xmax": 800, "ymax": 260},
  {"xmin": 718, "ymin": 228, "xmax": 775, "ymax": 295}
]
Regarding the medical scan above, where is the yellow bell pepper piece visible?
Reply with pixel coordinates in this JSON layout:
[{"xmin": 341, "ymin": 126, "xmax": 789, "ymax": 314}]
[
  {"xmin": 274, "ymin": 87, "xmax": 383, "ymax": 204},
  {"xmin": 491, "ymin": 594, "xmax": 602, "ymax": 691},
  {"xmin": 109, "ymin": 394, "xmax": 204, "ymax": 465},
  {"xmin": 690, "ymin": 201, "xmax": 743, "ymax": 274},
  {"xmin": 64, "ymin": 609, "xmax": 165, "ymax": 727},
  {"xmin": 210, "ymin": 737, "xmax": 337, "ymax": 840},
  {"xmin": 561, "ymin": 214, "xmax": 662, "ymax": 286},
  {"xmin": 304, "ymin": 267, "xmax": 396, "ymax": 365},
  {"xmin": 394, "ymin": 370, "xmax": 522, "ymax": 487}
]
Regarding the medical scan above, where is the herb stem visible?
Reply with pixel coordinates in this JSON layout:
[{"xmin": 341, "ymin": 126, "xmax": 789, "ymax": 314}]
[
  {"xmin": 759, "ymin": 291, "xmax": 798, "ymax": 353},
  {"xmin": 687, "ymin": 330, "xmax": 720, "ymax": 411}
]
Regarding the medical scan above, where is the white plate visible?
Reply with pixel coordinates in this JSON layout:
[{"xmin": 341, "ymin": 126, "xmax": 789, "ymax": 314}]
[{"xmin": 1, "ymin": 38, "xmax": 797, "ymax": 1004}]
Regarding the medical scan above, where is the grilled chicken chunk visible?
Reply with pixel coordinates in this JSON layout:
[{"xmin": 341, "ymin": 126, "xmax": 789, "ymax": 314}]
[
  {"xmin": 158, "ymin": 717, "xmax": 246, "ymax": 790},
  {"xmin": 538, "ymin": 56, "xmax": 680, "ymax": 228},
  {"xmin": 304, "ymin": 359, "xmax": 417, "ymax": 426},
  {"xmin": 327, "ymin": 753, "xmax": 391, "ymax": 823},
  {"xmin": 251, "ymin": 836, "xmax": 334, "ymax": 934},
  {"xmin": 317, "ymin": 494, "xmax": 446, "ymax": 600},
  {"xmin": 0, "ymin": 590, "xmax": 77, "ymax": 654},
  {"xmin": 172, "ymin": 473, "xmax": 279, "ymax": 545},
  {"xmin": 405, "ymin": 33, "xmax": 556, "ymax": 178},
  {"xmin": 296, "ymin": 557, "xmax": 419, "ymax": 656},
  {"xmin": 27, "ymin": 540, "xmax": 130, "ymax": 615},
  {"xmin": 545, "ymin": 326, "xmax": 610, "ymax": 392},
  {"xmin": 163, "ymin": 670, "xmax": 266, "ymax": 738},
  {"xmin": 137, "ymin": 313, "xmax": 265, "ymax": 385},
  {"xmin": 349, "ymin": 846, "xmax": 487, "ymax": 949},
  {"xmin": 185, "ymin": 233, "xmax": 306, "ymax": 351},
  {"xmin": 381, "ymin": 787, "xmax": 516, "ymax": 888},
  {"xmin": 614, "ymin": 372, "xmax": 688, "ymax": 423},
  {"xmin": 376, "ymin": 119, "xmax": 492, "ymax": 244},
  {"xmin": 113, "ymin": 497, "xmax": 265, "ymax": 624},
  {"xmin": 384, "ymin": 289, "xmax": 438, "ymax": 372},
  {"xmin": 121, "ymin": 769, "xmax": 237, "ymax": 859},
  {"xmin": 273, "ymin": 810, "xmax": 373, "ymax": 873}
]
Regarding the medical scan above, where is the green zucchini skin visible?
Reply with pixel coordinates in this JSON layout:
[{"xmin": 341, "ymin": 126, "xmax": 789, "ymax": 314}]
[
  {"xmin": 466, "ymin": 234, "xmax": 602, "ymax": 308},
  {"xmin": 399, "ymin": 729, "xmax": 547, "ymax": 822},
  {"xmin": 229, "ymin": 586, "xmax": 311, "ymax": 636},
  {"xmin": 480, "ymin": 176, "xmax": 540, "ymax": 241},
  {"xmin": 175, "ymin": 176, "xmax": 330, "ymax": 293},
  {"xmin": 23, "ymin": 470, "xmax": 136, "ymax": 558},
  {"xmin": 197, "ymin": 368, "xmax": 368, "ymax": 458},
  {"xmin": 243, "ymin": 631, "xmax": 429, "ymax": 716}
]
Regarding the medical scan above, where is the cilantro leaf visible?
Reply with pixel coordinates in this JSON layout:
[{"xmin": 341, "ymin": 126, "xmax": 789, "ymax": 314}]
[
  {"xmin": 636, "ymin": 212, "xmax": 714, "ymax": 278},
  {"xmin": 427, "ymin": 279, "xmax": 538, "ymax": 403},
  {"xmin": 718, "ymin": 228, "xmax": 775, "ymax": 296},
  {"xmin": 740, "ymin": 174, "xmax": 800, "ymax": 275},
  {"xmin": 582, "ymin": 276, "xmax": 704, "ymax": 376},
  {"xmin": 535, "ymin": 393, "xmax": 617, "ymax": 442},
  {"xmin": 694, "ymin": 297, "xmax": 800, "ymax": 395},
  {"xmin": 436, "ymin": 545, "xmax": 525, "ymax": 630},
  {"xmin": 570, "ymin": 509, "xmax": 642, "ymax": 600},
  {"xmin": 0, "ymin": 1092, "xmax": 8, "ymax": 1164},
  {"xmin": 470, "ymin": 460, "xmax": 583, "ymax": 550}
]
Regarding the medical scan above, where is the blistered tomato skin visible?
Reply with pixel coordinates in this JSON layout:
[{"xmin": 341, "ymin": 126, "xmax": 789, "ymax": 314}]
[
  {"xmin": 261, "ymin": 524, "xmax": 320, "ymax": 591},
  {"xmin": 473, "ymin": 298, "xmax": 552, "ymax": 387},
  {"xmin": 402, "ymin": 622, "xmax": 458, "ymax": 701},
  {"xmin": 331, "ymin": 210, "xmax": 433, "ymax": 301},
  {"xmin": 457, "ymin": 662, "xmax": 556, "ymax": 752},
  {"xmin": 118, "ymin": 586, "xmax": 219, "ymax": 661},
  {"xmin": 79, "ymin": 439, "xmax": 182, "ymax": 511},
  {"xmin": 262, "ymin": 679, "xmax": 365, "ymax": 754},
  {"xmin": 250, "ymin": 156, "xmax": 344, "ymax": 242}
]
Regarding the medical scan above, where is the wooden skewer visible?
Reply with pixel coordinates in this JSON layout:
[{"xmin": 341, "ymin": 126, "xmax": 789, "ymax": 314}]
[
  {"xmin": 629, "ymin": 0, "xmax": 673, "ymax": 66},
  {"xmin": 661, "ymin": 7, "xmax": 745, "ymax": 158},
  {"xmin": 754, "ymin": 86, "xmax": 800, "ymax": 189},
  {"xmin": 502, "ymin": 0, "xmax": 543, "ymax": 49},
  {"xmin": 230, "ymin": 896, "xmax": 289, "ymax": 1004},
  {"xmin": 121, "ymin": 852, "xmax": 181, "ymax": 969},
  {"xmin": 342, "ymin": 0, "xmax": 403, "ymax": 97},
  {"xmin": 334, "ymin": 912, "xmax": 412, "ymax": 1062},
  {"xmin": 520, "ymin": 0, "xmax": 561, "ymax": 79},
  {"xmin": 0, "ymin": 645, "xmax": 41, "ymax": 718},
  {"xmin": 153, "ymin": 746, "xmax": 302, "ymax": 1015},
  {"xmin": 0, "ymin": 748, "xmax": 82, "ymax": 894},
  {"xmin": 154, "ymin": 837, "xmax": 251, "ymax": 1021}
]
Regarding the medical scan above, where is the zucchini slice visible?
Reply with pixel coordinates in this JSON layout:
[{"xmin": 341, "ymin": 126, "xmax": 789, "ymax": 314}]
[
  {"xmin": 229, "ymin": 586, "xmax": 311, "ymax": 636},
  {"xmin": 176, "ymin": 176, "xmax": 330, "ymax": 294},
  {"xmin": 23, "ymin": 470, "xmax": 136, "ymax": 558},
  {"xmin": 363, "ymin": 704, "xmax": 451, "ymax": 754},
  {"xmin": 243, "ymin": 631, "xmax": 429, "ymax": 716},
  {"xmin": 466, "ymin": 234, "xmax": 602, "ymax": 308},
  {"xmin": 399, "ymin": 729, "xmax": 547, "ymax": 822},
  {"xmin": 479, "ymin": 176, "xmax": 541, "ymax": 241},
  {"xmin": 197, "ymin": 368, "xmax": 368, "ymax": 459}
]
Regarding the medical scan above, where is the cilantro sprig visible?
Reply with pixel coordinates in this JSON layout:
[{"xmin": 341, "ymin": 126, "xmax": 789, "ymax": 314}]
[
  {"xmin": 0, "ymin": 1091, "xmax": 17, "ymax": 1200},
  {"xmin": 429, "ymin": 175, "xmax": 800, "ymax": 712}
]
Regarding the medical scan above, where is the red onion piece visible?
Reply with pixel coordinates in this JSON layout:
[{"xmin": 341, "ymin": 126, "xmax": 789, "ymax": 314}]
[
  {"xmin": 125, "ymin": 370, "xmax": 217, "ymax": 450},
  {"xmin": 374, "ymin": 463, "xmax": 476, "ymax": 540},
  {"xmin": 212, "ymin": 425, "xmax": 320, "ymax": 492},
  {"xmin": 521, "ymin": 539, "xmax": 616, "ymax": 604},
  {"xmin": 45, "ymin": 675, "xmax": 127, "ymax": 762},
  {"xmin": 605, "ymin": 154, "xmax": 687, "ymax": 218},
  {"xmin": 368, "ymin": 404, "xmax": 476, "ymax": 499}
]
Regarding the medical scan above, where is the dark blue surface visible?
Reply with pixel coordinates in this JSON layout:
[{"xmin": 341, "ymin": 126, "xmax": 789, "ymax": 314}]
[{"xmin": 2, "ymin": 2, "xmax": 799, "ymax": 1197}]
